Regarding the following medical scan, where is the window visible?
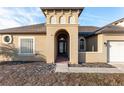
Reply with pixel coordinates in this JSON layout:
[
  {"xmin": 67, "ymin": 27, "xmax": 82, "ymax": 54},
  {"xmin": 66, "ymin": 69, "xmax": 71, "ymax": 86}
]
[
  {"xmin": 79, "ymin": 38, "xmax": 86, "ymax": 52},
  {"xmin": 2, "ymin": 35, "xmax": 12, "ymax": 44},
  {"xmin": 69, "ymin": 16, "xmax": 75, "ymax": 24},
  {"xmin": 60, "ymin": 16, "xmax": 66, "ymax": 24},
  {"xmin": 50, "ymin": 16, "xmax": 56, "ymax": 24},
  {"xmin": 19, "ymin": 37, "xmax": 34, "ymax": 54}
]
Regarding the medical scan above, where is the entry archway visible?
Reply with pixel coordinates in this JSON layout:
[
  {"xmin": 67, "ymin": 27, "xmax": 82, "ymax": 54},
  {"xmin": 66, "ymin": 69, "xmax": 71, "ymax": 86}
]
[{"xmin": 55, "ymin": 29, "xmax": 70, "ymax": 63}]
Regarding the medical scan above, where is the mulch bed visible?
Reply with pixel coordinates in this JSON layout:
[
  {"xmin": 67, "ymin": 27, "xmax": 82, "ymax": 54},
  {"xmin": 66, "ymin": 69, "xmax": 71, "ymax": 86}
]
[
  {"xmin": 0, "ymin": 61, "xmax": 124, "ymax": 86},
  {"xmin": 68, "ymin": 63, "xmax": 116, "ymax": 68}
]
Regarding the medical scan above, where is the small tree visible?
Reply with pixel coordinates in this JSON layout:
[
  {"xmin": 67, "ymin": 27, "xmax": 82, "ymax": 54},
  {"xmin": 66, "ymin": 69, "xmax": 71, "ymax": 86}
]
[{"xmin": 0, "ymin": 44, "xmax": 18, "ymax": 61}]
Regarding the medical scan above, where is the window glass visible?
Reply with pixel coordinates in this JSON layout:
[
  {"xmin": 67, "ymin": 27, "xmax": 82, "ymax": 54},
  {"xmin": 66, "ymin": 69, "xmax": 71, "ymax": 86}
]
[
  {"xmin": 80, "ymin": 39, "xmax": 84, "ymax": 51},
  {"xmin": 4, "ymin": 36, "xmax": 10, "ymax": 43},
  {"xmin": 2, "ymin": 35, "xmax": 12, "ymax": 44},
  {"xmin": 20, "ymin": 38, "xmax": 33, "ymax": 54}
]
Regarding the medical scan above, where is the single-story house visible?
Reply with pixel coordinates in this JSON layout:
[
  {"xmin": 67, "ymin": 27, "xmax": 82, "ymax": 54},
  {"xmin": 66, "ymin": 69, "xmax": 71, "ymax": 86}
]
[{"xmin": 0, "ymin": 7, "xmax": 124, "ymax": 64}]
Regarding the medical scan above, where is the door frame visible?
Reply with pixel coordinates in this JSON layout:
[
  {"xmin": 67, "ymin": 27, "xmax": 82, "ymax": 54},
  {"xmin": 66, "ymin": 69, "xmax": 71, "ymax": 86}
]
[
  {"xmin": 57, "ymin": 37, "xmax": 67, "ymax": 56},
  {"xmin": 55, "ymin": 29, "xmax": 70, "ymax": 60}
]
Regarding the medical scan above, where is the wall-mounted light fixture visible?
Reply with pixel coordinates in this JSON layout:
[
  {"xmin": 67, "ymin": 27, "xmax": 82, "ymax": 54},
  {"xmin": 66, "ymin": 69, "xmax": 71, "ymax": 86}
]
[{"xmin": 104, "ymin": 42, "xmax": 108, "ymax": 47}]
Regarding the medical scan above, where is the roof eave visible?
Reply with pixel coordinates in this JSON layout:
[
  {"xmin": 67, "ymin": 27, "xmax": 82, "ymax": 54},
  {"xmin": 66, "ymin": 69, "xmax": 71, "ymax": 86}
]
[
  {"xmin": 0, "ymin": 32, "xmax": 46, "ymax": 34},
  {"xmin": 40, "ymin": 7, "xmax": 84, "ymax": 17}
]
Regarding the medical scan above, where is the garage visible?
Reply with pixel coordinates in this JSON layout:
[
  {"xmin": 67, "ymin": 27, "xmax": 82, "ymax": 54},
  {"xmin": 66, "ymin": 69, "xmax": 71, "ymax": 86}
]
[{"xmin": 108, "ymin": 41, "xmax": 124, "ymax": 63}]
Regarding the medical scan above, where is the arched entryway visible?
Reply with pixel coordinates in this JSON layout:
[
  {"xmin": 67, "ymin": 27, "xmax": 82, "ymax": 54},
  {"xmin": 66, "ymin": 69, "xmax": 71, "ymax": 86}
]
[{"xmin": 55, "ymin": 29, "xmax": 70, "ymax": 63}]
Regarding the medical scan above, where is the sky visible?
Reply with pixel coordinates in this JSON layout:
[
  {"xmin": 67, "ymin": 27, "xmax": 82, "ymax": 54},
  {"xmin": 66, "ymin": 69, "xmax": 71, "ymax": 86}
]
[{"xmin": 0, "ymin": 7, "xmax": 124, "ymax": 29}]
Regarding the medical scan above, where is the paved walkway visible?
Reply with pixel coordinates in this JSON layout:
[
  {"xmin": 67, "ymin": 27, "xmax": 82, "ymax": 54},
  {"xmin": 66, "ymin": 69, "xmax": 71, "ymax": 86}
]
[{"xmin": 55, "ymin": 63, "xmax": 124, "ymax": 73}]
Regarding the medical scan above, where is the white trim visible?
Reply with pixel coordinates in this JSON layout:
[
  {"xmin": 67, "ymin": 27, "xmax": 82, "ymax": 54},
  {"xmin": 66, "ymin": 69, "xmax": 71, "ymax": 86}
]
[
  {"xmin": 18, "ymin": 36, "xmax": 35, "ymax": 55},
  {"xmin": 2, "ymin": 35, "xmax": 13, "ymax": 44}
]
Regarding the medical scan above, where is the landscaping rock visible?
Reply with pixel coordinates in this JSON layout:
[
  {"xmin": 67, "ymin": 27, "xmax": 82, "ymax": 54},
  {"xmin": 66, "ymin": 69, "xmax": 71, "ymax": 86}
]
[{"xmin": 0, "ymin": 61, "xmax": 124, "ymax": 86}]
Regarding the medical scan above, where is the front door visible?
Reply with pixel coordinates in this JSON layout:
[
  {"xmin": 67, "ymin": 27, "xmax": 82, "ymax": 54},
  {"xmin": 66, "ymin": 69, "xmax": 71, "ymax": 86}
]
[{"xmin": 58, "ymin": 37, "xmax": 67, "ymax": 56}]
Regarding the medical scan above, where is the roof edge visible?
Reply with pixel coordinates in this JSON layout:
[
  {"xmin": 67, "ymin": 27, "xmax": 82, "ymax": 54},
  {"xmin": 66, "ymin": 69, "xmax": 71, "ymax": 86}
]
[
  {"xmin": 94, "ymin": 17, "xmax": 124, "ymax": 34},
  {"xmin": 41, "ymin": 7, "xmax": 84, "ymax": 17}
]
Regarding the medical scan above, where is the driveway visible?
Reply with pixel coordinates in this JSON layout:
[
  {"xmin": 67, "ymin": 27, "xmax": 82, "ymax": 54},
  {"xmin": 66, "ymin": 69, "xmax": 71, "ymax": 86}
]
[{"xmin": 109, "ymin": 63, "xmax": 124, "ymax": 72}]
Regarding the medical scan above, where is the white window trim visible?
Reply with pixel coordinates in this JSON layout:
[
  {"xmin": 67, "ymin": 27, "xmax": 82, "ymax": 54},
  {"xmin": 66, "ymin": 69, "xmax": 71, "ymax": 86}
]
[
  {"xmin": 18, "ymin": 36, "xmax": 35, "ymax": 56},
  {"xmin": 2, "ymin": 35, "xmax": 13, "ymax": 44}
]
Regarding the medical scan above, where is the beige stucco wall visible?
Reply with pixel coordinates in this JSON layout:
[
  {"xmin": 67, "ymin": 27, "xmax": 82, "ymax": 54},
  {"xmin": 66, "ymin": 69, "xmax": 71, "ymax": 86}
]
[
  {"xmin": 0, "ymin": 34, "xmax": 47, "ymax": 62},
  {"xmin": 86, "ymin": 35, "xmax": 98, "ymax": 51},
  {"xmin": 1, "ymin": 31, "xmax": 124, "ymax": 64},
  {"xmin": 79, "ymin": 34, "xmax": 104, "ymax": 63},
  {"xmin": 79, "ymin": 33, "xmax": 124, "ymax": 63},
  {"xmin": 44, "ymin": 9, "xmax": 80, "ymax": 64},
  {"xmin": 46, "ymin": 24, "xmax": 79, "ymax": 64}
]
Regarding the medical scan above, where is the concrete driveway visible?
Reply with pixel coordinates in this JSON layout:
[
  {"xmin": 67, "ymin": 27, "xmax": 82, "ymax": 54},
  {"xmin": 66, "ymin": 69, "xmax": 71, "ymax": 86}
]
[
  {"xmin": 109, "ymin": 63, "xmax": 124, "ymax": 72},
  {"xmin": 55, "ymin": 63, "xmax": 124, "ymax": 73}
]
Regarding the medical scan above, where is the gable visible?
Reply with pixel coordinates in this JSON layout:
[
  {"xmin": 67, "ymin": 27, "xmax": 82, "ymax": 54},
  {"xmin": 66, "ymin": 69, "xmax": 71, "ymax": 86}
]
[{"xmin": 95, "ymin": 18, "xmax": 124, "ymax": 34}]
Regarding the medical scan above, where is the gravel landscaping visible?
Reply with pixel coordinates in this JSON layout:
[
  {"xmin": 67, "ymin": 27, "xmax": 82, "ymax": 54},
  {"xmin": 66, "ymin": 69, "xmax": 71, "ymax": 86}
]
[{"xmin": 0, "ymin": 61, "xmax": 124, "ymax": 86}]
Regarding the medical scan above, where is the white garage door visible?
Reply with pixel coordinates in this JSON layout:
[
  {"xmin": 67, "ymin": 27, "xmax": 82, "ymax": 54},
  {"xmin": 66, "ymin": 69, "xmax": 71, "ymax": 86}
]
[{"xmin": 109, "ymin": 41, "xmax": 124, "ymax": 63}]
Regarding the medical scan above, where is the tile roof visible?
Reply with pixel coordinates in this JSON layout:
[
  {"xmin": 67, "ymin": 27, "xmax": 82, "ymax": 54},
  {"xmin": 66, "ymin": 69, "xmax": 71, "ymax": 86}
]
[
  {"xmin": 96, "ymin": 25, "xmax": 124, "ymax": 34},
  {"xmin": 79, "ymin": 26, "xmax": 99, "ymax": 37},
  {"xmin": 79, "ymin": 26, "xmax": 99, "ymax": 32},
  {"xmin": 95, "ymin": 18, "xmax": 124, "ymax": 34},
  {"xmin": 0, "ymin": 23, "xmax": 46, "ymax": 34},
  {"xmin": 0, "ymin": 24, "xmax": 99, "ymax": 34},
  {"xmin": 1, "ymin": 18, "xmax": 124, "ymax": 36}
]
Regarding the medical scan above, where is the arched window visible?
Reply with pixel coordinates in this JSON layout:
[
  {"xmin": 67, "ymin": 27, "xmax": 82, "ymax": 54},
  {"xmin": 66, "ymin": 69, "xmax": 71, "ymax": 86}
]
[
  {"xmin": 60, "ymin": 16, "xmax": 66, "ymax": 24},
  {"xmin": 79, "ymin": 37, "xmax": 86, "ymax": 52},
  {"xmin": 68, "ymin": 16, "xmax": 75, "ymax": 24},
  {"xmin": 50, "ymin": 16, "xmax": 56, "ymax": 24}
]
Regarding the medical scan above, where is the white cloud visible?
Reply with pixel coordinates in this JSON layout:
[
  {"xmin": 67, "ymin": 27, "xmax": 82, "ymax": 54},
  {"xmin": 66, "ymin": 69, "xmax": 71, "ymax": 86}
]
[
  {"xmin": 0, "ymin": 7, "xmax": 45, "ymax": 30},
  {"xmin": 0, "ymin": 18, "xmax": 22, "ymax": 29}
]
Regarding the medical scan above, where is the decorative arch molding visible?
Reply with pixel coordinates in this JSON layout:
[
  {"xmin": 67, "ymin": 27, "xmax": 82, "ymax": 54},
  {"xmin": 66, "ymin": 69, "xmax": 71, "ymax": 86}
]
[
  {"xmin": 68, "ymin": 16, "xmax": 75, "ymax": 24},
  {"xmin": 54, "ymin": 29, "xmax": 70, "ymax": 36},
  {"xmin": 54, "ymin": 29, "xmax": 70, "ymax": 62},
  {"xmin": 59, "ymin": 16, "xmax": 66, "ymax": 24},
  {"xmin": 50, "ymin": 16, "xmax": 56, "ymax": 24},
  {"xmin": 79, "ymin": 36, "xmax": 86, "ymax": 52}
]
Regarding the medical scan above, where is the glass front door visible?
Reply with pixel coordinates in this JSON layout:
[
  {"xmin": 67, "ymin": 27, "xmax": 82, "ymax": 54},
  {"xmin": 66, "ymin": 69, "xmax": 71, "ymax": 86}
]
[{"xmin": 58, "ymin": 38, "xmax": 67, "ymax": 56}]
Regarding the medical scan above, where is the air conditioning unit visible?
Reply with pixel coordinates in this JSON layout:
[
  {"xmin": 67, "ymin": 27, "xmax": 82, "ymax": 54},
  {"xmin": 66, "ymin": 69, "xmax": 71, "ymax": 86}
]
[{"xmin": 2, "ymin": 35, "xmax": 13, "ymax": 44}]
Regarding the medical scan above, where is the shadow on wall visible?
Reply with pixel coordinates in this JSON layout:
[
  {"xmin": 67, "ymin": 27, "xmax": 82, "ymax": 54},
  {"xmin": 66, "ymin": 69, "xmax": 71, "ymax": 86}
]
[
  {"xmin": 0, "ymin": 44, "xmax": 18, "ymax": 61},
  {"xmin": 78, "ymin": 52, "xmax": 86, "ymax": 64},
  {"xmin": 0, "ymin": 44, "xmax": 46, "ymax": 62}
]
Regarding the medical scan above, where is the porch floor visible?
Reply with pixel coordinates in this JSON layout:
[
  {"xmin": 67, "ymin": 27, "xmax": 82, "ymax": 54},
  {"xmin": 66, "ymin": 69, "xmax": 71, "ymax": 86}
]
[{"xmin": 55, "ymin": 56, "xmax": 69, "ymax": 63}]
